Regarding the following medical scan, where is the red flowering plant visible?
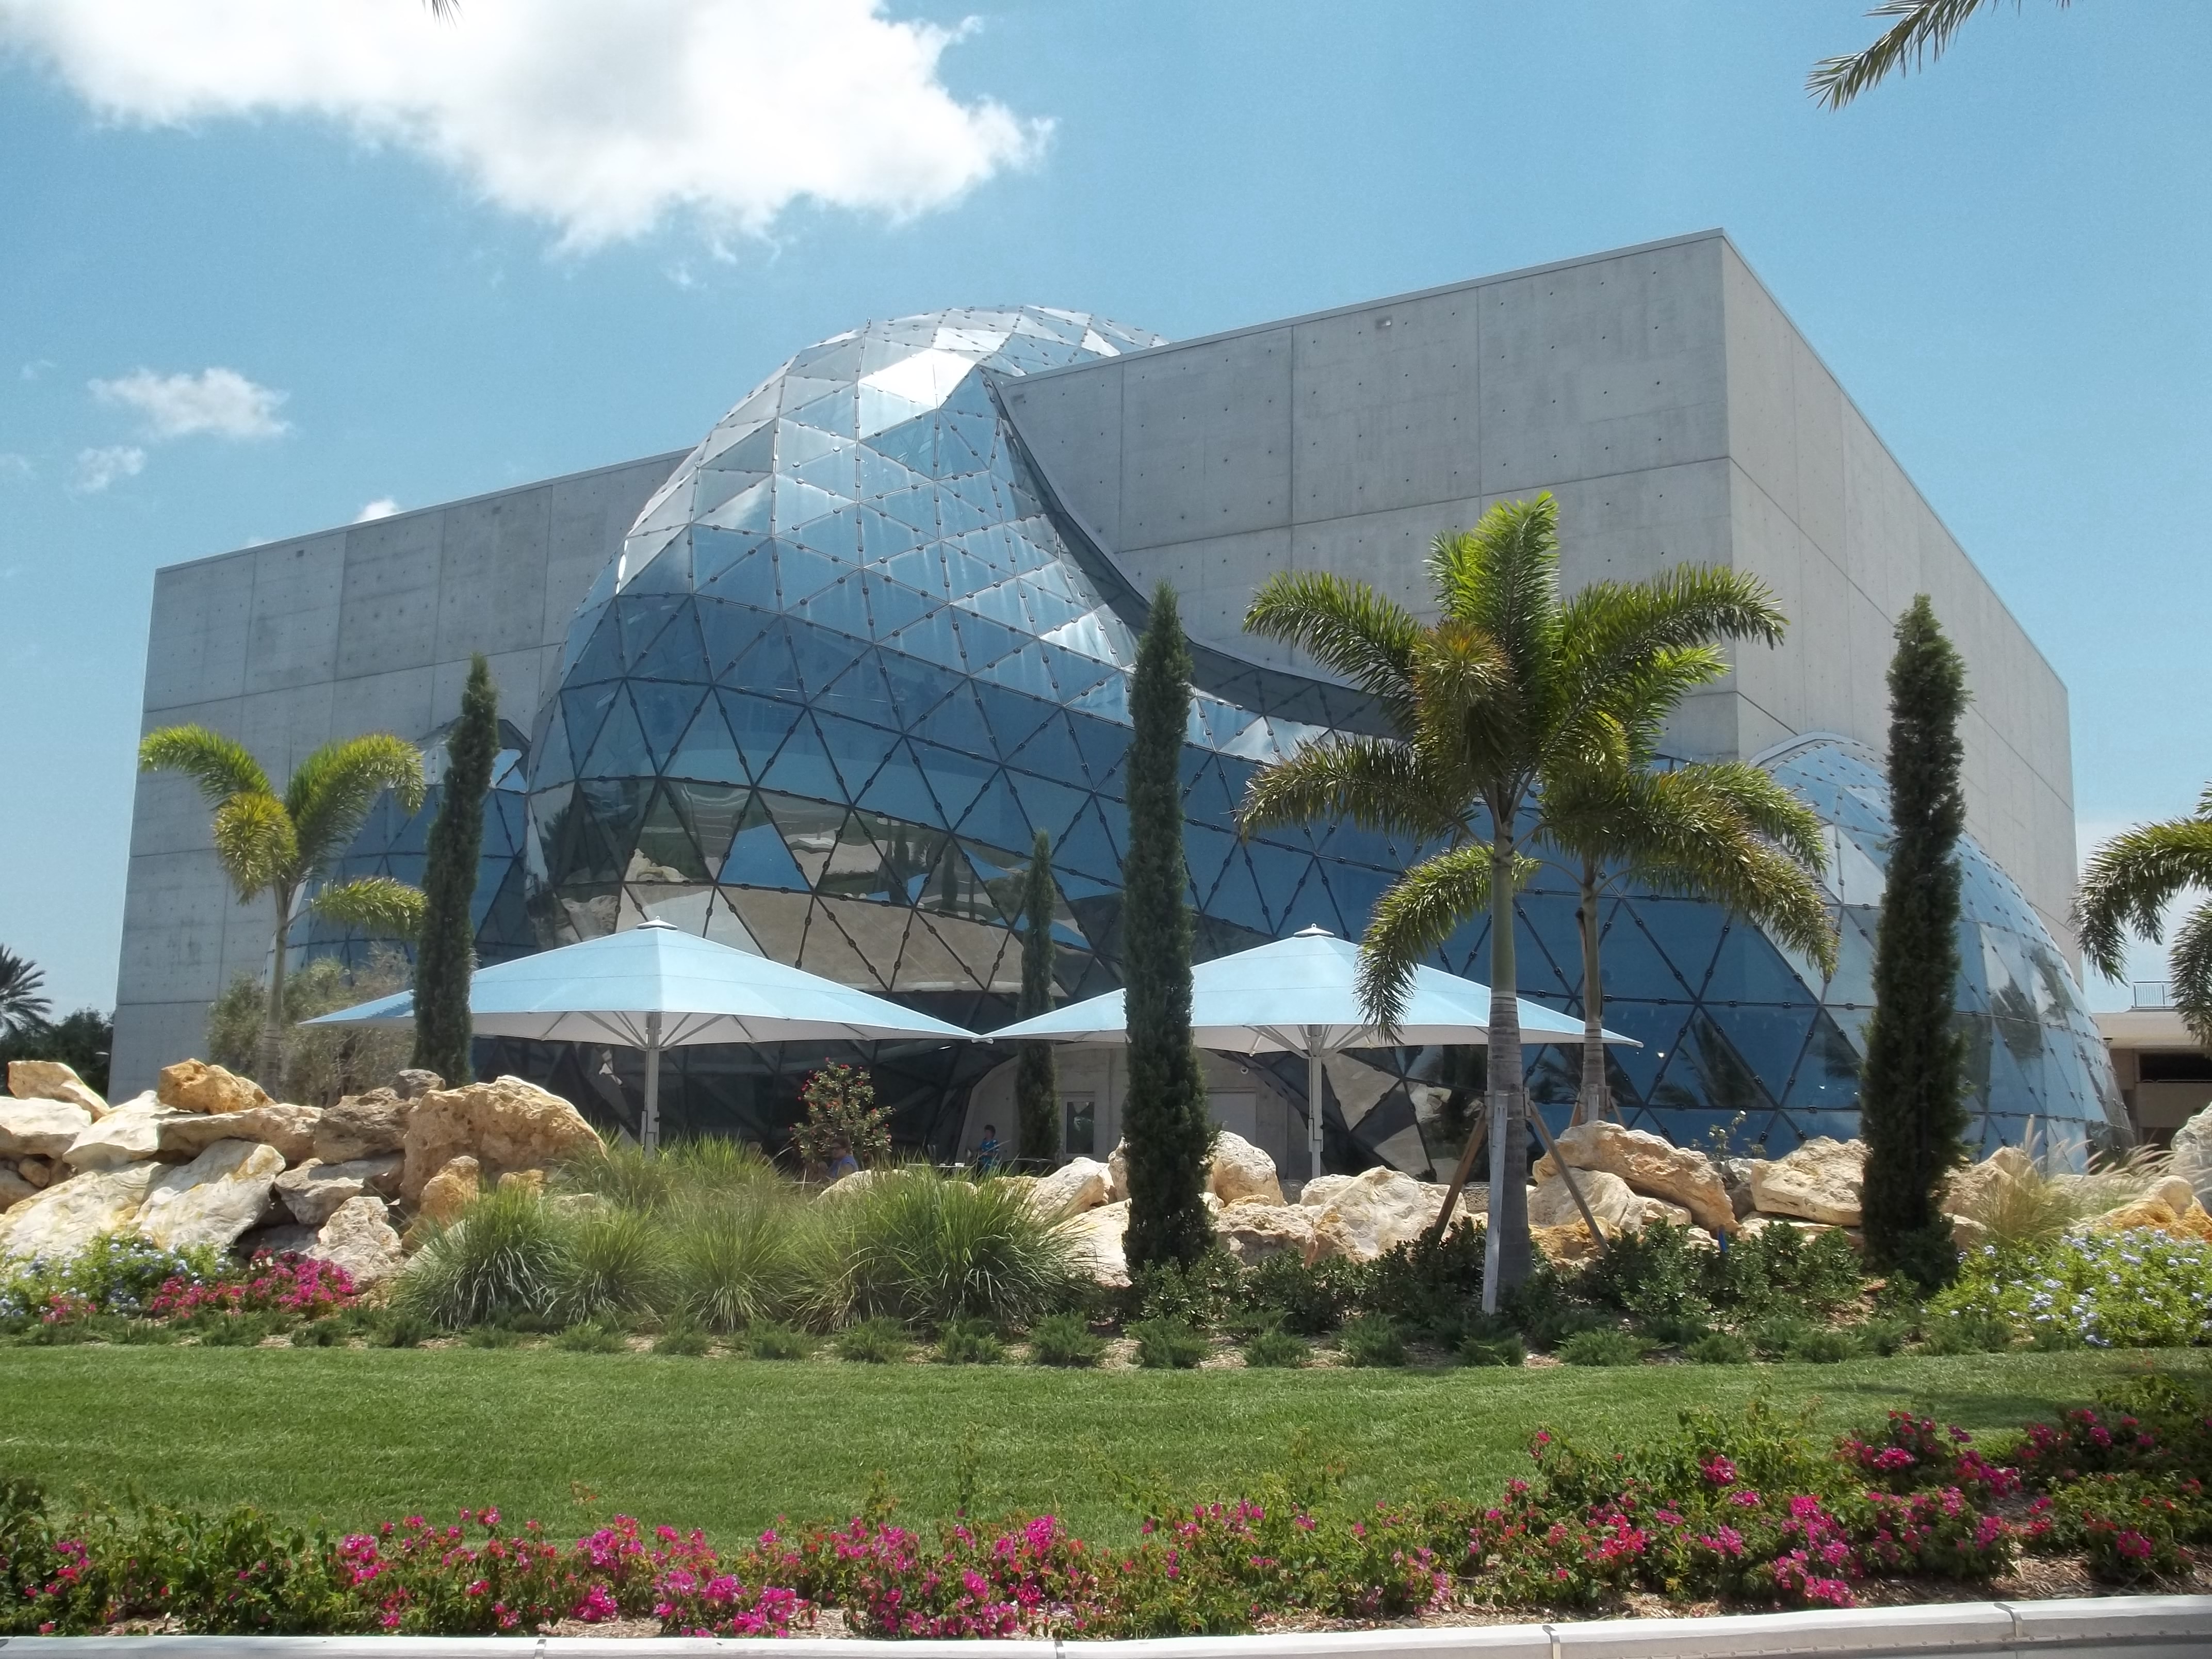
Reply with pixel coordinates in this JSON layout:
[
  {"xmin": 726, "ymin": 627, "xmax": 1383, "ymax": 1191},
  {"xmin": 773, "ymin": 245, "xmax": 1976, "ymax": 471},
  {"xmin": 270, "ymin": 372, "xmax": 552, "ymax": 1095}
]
[{"xmin": 149, "ymin": 1252, "xmax": 359, "ymax": 1323}]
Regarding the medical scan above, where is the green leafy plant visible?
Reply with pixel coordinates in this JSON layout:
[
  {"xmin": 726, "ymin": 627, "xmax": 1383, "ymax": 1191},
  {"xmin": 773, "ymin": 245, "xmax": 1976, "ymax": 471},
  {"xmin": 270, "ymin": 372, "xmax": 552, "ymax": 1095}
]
[
  {"xmin": 936, "ymin": 1316, "xmax": 1004, "ymax": 1365},
  {"xmin": 789, "ymin": 1062, "xmax": 890, "ymax": 1174},
  {"xmin": 1787, "ymin": 1325, "xmax": 1859, "ymax": 1364},
  {"xmin": 1458, "ymin": 1330, "xmax": 1526, "ymax": 1367},
  {"xmin": 1336, "ymin": 1312, "xmax": 1408, "ymax": 1368},
  {"xmin": 463, "ymin": 1323, "xmax": 523, "ymax": 1349},
  {"xmin": 552, "ymin": 1204, "xmax": 665, "ymax": 1323},
  {"xmin": 1933, "ymin": 1230, "xmax": 2212, "ymax": 1349},
  {"xmin": 1241, "ymin": 1328, "xmax": 1311, "ymax": 1368},
  {"xmin": 651, "ymin": 1324, "xmax": 711, "ymax": 1357},
  {"xmin": 412, "ymin": 655, "xmax": 499, "ymax": 1085},
  {"xmin": 1242, "ymin": 1249, "xmax": 1354, "ymax": 1335},
  {"xmin": 1556, "ymin": 1327, "xmax": 1649, "ymax": 1368},
  {"xmin": 554, "ymin": 1320, "xmax": 627, "ymax": 1354},
  {"xmin": 1025, "ymin": 1311, "xmax": 1105, "ymax": 1367},
  {"xmin": 1129, "ymin": 1315, "xmax": 1208, "ymax": 1370},
  {"xmin": 667, "ymin": 1196, "xmax": 797, "ymax": 1334},
  {"xmin": 1923, "ymin": 1308, "xmax": 2016, "ymax": 1355},
  {"xmin": 370, "ymin": 1311, "xmax": 432, "ymax": 1349},
  {"xmin": 834, "ymin": 1316, "xmax": 911, "ymax": 1363},
  {"xmin": 1686, "ymin": 1330, "xmax": 1751, "ymax": 1364},
  {"xmin": 743, "ymin": 1322, "xmax": 815, "ymax": 1361}
]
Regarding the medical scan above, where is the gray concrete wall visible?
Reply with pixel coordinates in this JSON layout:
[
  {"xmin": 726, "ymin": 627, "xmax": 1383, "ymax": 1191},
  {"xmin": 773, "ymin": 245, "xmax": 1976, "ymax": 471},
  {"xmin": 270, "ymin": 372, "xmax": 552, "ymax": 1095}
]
[
  {"xmin": 111, "ymin": 452, "xmax": 684, "ymax": 1096},
  {"xmin": 1004, "ymin": 230, "xmax": 2077, "ymax": 953}
]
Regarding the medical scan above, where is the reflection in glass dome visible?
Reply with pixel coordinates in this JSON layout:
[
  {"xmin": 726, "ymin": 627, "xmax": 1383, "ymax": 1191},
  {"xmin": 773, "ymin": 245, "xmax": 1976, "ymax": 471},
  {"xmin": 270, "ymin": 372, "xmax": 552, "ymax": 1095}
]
[{"xmin": 480, "ymin": 305, "xmax": 2124, "ymax": 1166}]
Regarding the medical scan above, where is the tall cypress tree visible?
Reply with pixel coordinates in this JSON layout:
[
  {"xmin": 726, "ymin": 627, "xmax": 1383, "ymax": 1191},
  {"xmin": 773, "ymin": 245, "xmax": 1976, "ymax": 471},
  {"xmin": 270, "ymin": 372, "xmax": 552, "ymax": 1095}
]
[
  {"xmin": 1859, "ymin": 595, "xmax": 1972, "ymax": 1287},
  {"xmin": 413, "ymin": 655, "xmax": 498, "ymax": 1085},
  {"xmin": 1015, "ymin": 828, "xmax": 1059, "ymax": 1165},
  {"xmin": 1121, "ymin": 584, "xmax": 1213, "ymax": 1271}
]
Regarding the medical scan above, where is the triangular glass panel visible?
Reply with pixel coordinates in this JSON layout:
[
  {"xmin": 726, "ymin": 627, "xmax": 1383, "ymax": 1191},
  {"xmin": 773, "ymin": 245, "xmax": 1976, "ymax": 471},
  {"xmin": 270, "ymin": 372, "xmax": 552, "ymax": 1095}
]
[
  {"xmin": 720, "ymin": 797, "xmax": 811, "ymax": 892},
  {"xmin": 533, "ymin": 706, "xmax": 575, "ymax": 789},
  {"xmin": 1005, "ymin": 768, "xmax": 1086, "ymax": 843},
  {"xmin": 858, "ymin": 739, "xmax": 946, "ymax": 827},
  {"xmin": 631, "ymin": 603, "xmax": 711, "ymax": 684},
  {"xmin": 910, "ymin": 740, "xmax": 995, "ymax": 826},
  {"xmin": 1207, "ymin": 847, "xmax": 1271, "ymax": 935},
  {"xmin": 815, "ymin": 649, "xmax": 898, "ymax": 729},
  {"xmin": 1595, "ymin": 901, "xmax": 1697, "ymax": 1002},
  {"xmin": 884, "ymin": 606, "xmax": 964, "ymax": 673},
  {"xmin": 762, "ymin": 794, "xmax": 845, "ymax": 885},
  {"xmin": 1183, "ymin": 823, "xmax": 1235, "ymax": 901},
  {"xmin": 617, "ymin": 596, "xmax": 678, "ymax": 672},
  {"xmin": 692, "ymin": 528, "xmax": 770, "ymax": 591},
  {"xmin": 883, "ymin": 544, "xmax": 948, "ymax": 597},
  {"xmin": 664, "ymin": 694, "xmax": 750, "ymax": 785},
  {"xmin": 690, "ymin": 464, "xmax": 769, "ymax": 522},
  {"xmin": 788, "ymin": 625, "xmax": 867, "ymax": 705},
  {"xmin": 757, "ymin": 714, "xmax": 843, "ymax": 803},
  {"xmin": 729, "ymin": 617, "xmax": 802, "ymax": 700},
  {"xmin": 700, "ymin": 478, "xmax": 774, "ymax": 534},
  {"xmin": 698, "ymin": 599, "xmax": 776, "ymax": 680},
  {"xmin": 770, "ymin": 477, "xmax": 844, "ymax": 535},
  {"xmin": 1705, "ymin": 1001, "xmax": 1818, "ymax": 1103},
  {"xmin": 623, "ymin": 532, "xmax": 694, "ymax": 596},
  {"xmin": 956, "ymin": 768, "xmax": 1031, "ymax": 854},
  {"xmin": 1632, "ymin": 899, "xmax": 1726, "ymax": 1000},
  {"xmin": 971, "ymin": 682, "xmax": 1054, "ymax": 757},
  {"xmin": 863, "ymin": 574, "xmax": 936, "ymax": 639},
  {"xmin": 566, "ymin": 608, "xmax": 626, "ymax": 686},
  {"xmin": 633, "ymin": 784, "xmax": 712, "ymax": 882},
  {"xmin": 1703, "ymin": 921, "xmax": 1811, "ymax": 1007},
  {"xmin": 632, "ymin": 680, "xmax": 709, "ymax": 771},
  {"xmin": 773, "ymin": 541, "xmax": 846, "ymax": 607},
  {"xmin": 580, "ymin": 686, "xmax": 651, "ymax": 779},
  {"xmin": 910, "ymin": 679, "xmax": 996, "ymax": 754},
  {"xmin": 814, "ymin": 710, "xmax": 897, "ymax": 802},
  {"xmin": 798, "ymin": 901, "xmax": 882, "ymax": 989},
  {"xmin": 717, "ymin": 689, "xmax": 803, "ymax": 769},
  {"xmin": 1053, "ymin": 799, "xmax": 1119, "ymax": 883}
]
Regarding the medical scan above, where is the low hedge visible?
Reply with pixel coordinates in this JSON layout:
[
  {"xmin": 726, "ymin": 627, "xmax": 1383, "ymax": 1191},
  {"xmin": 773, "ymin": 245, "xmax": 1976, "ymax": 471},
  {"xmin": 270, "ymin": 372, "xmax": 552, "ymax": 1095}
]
[{"xmin": 4, "ymin": 1374, "xmax": 2207, "ymax": 1636}]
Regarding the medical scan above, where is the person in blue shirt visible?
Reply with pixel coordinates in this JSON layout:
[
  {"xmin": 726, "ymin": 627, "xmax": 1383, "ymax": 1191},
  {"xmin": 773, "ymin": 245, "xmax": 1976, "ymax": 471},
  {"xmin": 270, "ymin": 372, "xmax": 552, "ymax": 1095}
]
[{"xmin": 974, "ymin": 1125, "xmax": 1002, "ymax": 1174}]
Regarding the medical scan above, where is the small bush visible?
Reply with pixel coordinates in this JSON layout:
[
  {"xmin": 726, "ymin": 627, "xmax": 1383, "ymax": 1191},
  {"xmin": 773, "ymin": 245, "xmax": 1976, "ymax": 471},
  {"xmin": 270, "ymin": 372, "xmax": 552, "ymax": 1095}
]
[
  {"xmin": 1638, "ymin": 1311, "xmax": 1713, "ymax": 1348},
  {"xmin": 1576, "ymin": 1222, "xmax": 1710, "ymax": 1323},
  {"xmin": 371, "ymin": 1311, "xmax": 433, "ymax": 1349},
  {"xmin": 1362, "ymin": 1227, "xmax": 1487, "ymax": 1331},
  {"xmin": 669, "ymin": 1199, "xmax": 796, "ymax": 1334},
  {"xmin": 652, "ymin": 1324, "xmax": 712, "ymax": 1357},
  {"xmin": 554, "ymin": 1320, "xmax": 627, "ymax": 1354},
  {"xmin": 1556, "ymin": 1327, "xmax": 1649, "ymax": 1367},
  {"xmin": 1933, "ymin": 1229, "xmax": 2212, "ymax": 1350},
  {"xmin": 1787, "ymin": 1325, "xmax": 1859, "ymax": 1364},
  {"xmin": 395, "ymin": 1184, "xmax": 568, "ymax": 1329},
  {"xmin": 805, "ymin": 1166, "xmax": 1076, "ymax": 1328},
  {"xmin": 1457, "ymin": 1332, "xmax": 1525, "ymax": 1368},
  {"xmin": 835, "ymin": 1316, "xmax": 911, "ymax": 1363},
  {"xmin": 1855, "ymin": 1316, "xmax": 1911, "ymax": 1357},
  {"xmin": 1687, "ymin": 1330, "xmax": 1751, "ymax": 1364},
  {"xmin": 115, "ymin": 1318, "xmax": 177, "ymax": 1346},
  {"xmin": 464, "ymin": 1323, "xmax": 524, "ymax": 1349},
  {"xmin": 1026, "ymin": 1311, "xmax": 1105, "ymax": 1367},
  {"xmin": 936, "ymin": 1317, "xmax": 1004, "ymax": 1365},
  {"xmin": 1336, "ymin": 1313, "xmax": 1408, "ymax": 1368},
  {"xmin": 744, "ymin": 1322, "xmax": 816, "ymax": 1361},
  {"xmin": 1130, "ymin": 1316, "xmax": 1208, "ymax": 1370},
  {"xmin": 1129, "ymin": 1249, "xmax": 1244, "ymax": 1329},
  {"xmin": 1748, "ymin": 1313, "xmax": 1815, "ymax": 1359},
  {"xmin": 1242, "ymin": 1251, "xmax": 1354, "ymax": 1335},
  {"xmin": 197, "ymin": 1314, "xmax": 274, "ymax": 1348},
  {"xmin": 1241, "ymin": 1328, "xmax": 1311, "ymax": 1368}
]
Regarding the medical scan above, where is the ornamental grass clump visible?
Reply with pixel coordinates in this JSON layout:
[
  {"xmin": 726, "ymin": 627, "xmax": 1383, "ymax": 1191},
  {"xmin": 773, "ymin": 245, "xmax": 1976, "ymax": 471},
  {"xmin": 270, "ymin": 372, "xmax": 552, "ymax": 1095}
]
[
  {"xmin": 665, "ymin": 1196, "xmax": 798, "ymax": 1334},
  {"xmin": 1556, "ymin": 1327, "xmax": 1649, "ymax": 1367},
  {"xmin": 1241, "ymin": 1327, "xmax": 1311, "ymax": 1368},
  {"xmin": 833, "ymin": 1316, "xmax": 910, "ymax": 1363},
  {"xmin": 803, "ymin": 1165, "xmax": 1076, "ymax": 1329},
  {"xmin": 396, "ymin": 1184, "xmax": 570, "ymax": 1330},
  {"xmin": 551, "ymin": 1206, "xmax": 665, "ymax": 1324}
]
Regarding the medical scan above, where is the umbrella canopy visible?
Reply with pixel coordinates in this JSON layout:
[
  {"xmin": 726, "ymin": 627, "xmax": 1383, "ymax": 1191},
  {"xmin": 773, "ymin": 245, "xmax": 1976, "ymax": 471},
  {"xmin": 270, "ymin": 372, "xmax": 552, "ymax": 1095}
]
[
  {"xmin": 308, "ymin": 919, "xmax": 977, "ymax": 1150},
  {"xmin": 988, "ymin": 926, "xmax": 1636, "ymax": 1179}
]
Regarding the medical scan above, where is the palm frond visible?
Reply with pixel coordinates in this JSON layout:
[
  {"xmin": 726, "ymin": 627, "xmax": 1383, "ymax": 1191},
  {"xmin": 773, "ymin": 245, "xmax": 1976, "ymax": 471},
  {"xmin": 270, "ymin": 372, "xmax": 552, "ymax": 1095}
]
[
  {"xmin": 138, "ymin": 724, "xmax": 271, "ymax": 806},
  {"xmin": 1672, "ymin": 761, "xmax": 1830, "ymax": 871},
  {"xmin": 310, "ymin": 875, "xmax": 428, "ymax": 939},
  {"xmin": 1808, "ymin": 1, "xmax": 2067, "ymax": 110},
  {"xmin": 210, "ymin": 792, "xmax": 297, "ymax": 900},
  {"xmin": 286, "ymin": 735, "xmax": 426, "ymax": 869},
  {"xmin": 2167, "ymin": 899, "xmax": 2212, "ymax": 1049},
  {"xmin": 1357, "ymin": 843, "xmax": 1501, "ymax": 1032},
  {"xmin": 1434, "ymin": 499, "xmax": 1562, "ymax": 704},
  {"xmin": 1242, "ymin": 571, "xmax": 1424, "ymax": 723},
  {"xmin": 2075, "ymin": 815, "xmax": 2212, "ymax": 979},
  {"xmin": 1237, "ymin": 735, "xmax": 1460, "ymax": 842}
]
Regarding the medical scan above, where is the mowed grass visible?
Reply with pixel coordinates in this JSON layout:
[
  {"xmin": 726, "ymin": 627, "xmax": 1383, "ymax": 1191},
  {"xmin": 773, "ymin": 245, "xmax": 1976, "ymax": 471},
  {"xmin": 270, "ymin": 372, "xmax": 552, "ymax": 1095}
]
[{"xmin": 2, "ymin": 1346, "xmax": 2202, "ymax": 1544}]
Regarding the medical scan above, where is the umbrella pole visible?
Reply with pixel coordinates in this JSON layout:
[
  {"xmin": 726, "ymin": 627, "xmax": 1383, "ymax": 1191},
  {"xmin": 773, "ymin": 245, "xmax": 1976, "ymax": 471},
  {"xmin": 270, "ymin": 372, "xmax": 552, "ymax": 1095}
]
[
  {"xmin": 1305, "ymin": 1034, "xmax": 1325, "ymax": 1184},
  {"xmin": 643, "ymin": 1012, "xmax": 663, "ymax": 1158}
]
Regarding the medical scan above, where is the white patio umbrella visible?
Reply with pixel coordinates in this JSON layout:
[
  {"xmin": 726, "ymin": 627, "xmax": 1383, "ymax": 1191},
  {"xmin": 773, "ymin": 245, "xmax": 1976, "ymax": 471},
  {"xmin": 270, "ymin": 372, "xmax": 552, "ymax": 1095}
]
[
  {"xmin": 989, "ymin": 925, "xmax": 1636, "ymax": 1181},
  {"xmin": 306, "ymin": 919, "xmax": 979, "ymax": 1152}
]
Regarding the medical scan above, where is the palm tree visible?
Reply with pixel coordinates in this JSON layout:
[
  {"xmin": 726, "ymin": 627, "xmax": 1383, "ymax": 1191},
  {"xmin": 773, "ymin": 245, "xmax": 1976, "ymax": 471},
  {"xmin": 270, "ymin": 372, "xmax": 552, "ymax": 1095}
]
[
  {"xmin": 140, "ymin": 726, "xmax": 427, "ymax": 1089},
  {"xmin": 1545, "ymin": 746, "xmax": 1837, "ymax": 1128},
  {"xmin": 1238, "ymin": 494, "xmax": 1793, "ymax": 1302},
  {"xmin": 2077, "ymin": 786, "xmax": 2212, "ymax": 1045},
  {"xmin": 0, "ymin": 945, "xmax": 51, "ymax": 1039},
  {"xmin": 1810, "ymin": 1, "xmax": 2075, "ymax": 109}
]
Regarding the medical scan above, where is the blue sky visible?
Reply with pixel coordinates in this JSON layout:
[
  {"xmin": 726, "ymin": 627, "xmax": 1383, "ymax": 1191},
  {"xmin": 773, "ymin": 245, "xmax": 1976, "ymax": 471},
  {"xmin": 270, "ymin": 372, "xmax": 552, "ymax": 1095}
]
[{"xmin": 1, "ymin": 1, "xmax": 2205, "ymax": 1016}]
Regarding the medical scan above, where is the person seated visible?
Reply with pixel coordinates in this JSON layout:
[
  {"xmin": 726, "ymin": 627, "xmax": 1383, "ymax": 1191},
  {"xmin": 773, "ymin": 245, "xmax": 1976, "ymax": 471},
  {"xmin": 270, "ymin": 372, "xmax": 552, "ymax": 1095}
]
[{"xmin": 973, "ymin": 1124, "xmax": 1002, "ymax": 1174}]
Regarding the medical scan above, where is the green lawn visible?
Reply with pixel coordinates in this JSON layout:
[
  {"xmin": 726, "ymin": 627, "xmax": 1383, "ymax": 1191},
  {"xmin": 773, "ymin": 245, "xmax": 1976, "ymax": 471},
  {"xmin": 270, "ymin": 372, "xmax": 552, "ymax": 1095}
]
[{"xmin": 2, "ymin": 1346, "xmax": 2200, "ymax": 1545}]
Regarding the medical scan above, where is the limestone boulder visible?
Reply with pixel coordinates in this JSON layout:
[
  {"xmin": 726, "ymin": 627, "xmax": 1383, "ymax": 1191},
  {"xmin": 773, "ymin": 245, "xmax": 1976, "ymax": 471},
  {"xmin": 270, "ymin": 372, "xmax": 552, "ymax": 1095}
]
[
  {"xmin": 15, "ymin": 1154, "xmax": 57, "ymax": 1188},
  {"xmin": 1531, "ymin": 1221, "xmax": 1606, "ymax": 1265},
  {"xmin": 1942, "ymin": 1151, "xmax": 2031, "ymax": 1222},
  {"xmin": 158, "ymin": 1104, "xmax": 322, "ymax": 1165},
  {"xmin": 1056, "ymin": 1198, "xmax": 1129, "ymax": 1288},
  {"xmin": 9, "ymin": 1061, "xmax": 107, "ymax": 1118},
  {"xmin": 0, "ymin": 1164, "xmax": 37, "ymax": 1209},
  {"xmin": 1106, "ymin": 1139, "xmax": 1129, "ymax": 1202},
  {"xmin": 0, "ymin": 1164, "xmax": 161, "ymax": 1260},
  {"xmin": 817, "ymin": 1168, "xmax": 883, "ymax": 1200},
  {"xmin": 1719, "ymin": 1158, "xmax": 1758, "ymax": 1221},
  {"xmin": 2150, "ymin": 1175, "xmax": 2199, "ymax": 1215},
  {"xmin": 1213, "ymin": 1199, "xmax": 1315, "ymax": 1264},
  {"xmin": 274, "ymin": 1156, "xmax": 404, "ymax": 1226},
  {"xmin": 1533, "ymin": 1121, "xmax": 1733, "ymax": 1233},
  {"xmin": 417, "ymin": 1155, "xmax": 481, "ymax": 1225},
  {"xmin": 314, "ymin": 1089, "xmax": 412, "ymax": 1163},
  {"xmin": 311, "ymin": 1195, "xmax": 405, "ymax": 1287},
  {"xmin": 1029, "ymin": 1157, "xmax": 1113, "ymax": 1218},
  {"xmin": 400, "ymin": 1076, "xmax": 601, "ymax": 1203},
  {"xmin": 1297, "ymin": 1173, "xmax": 1360, "ymax": 1209},
  {"xmin": 497, "ymin": 1168, "xmax": 547, "ymax": 1196},
  {"xmin": 64, "ymin": 1104, "xmax": 194, "ymax": 1172},
  {"xmin": 1748, "ymin": 1137, "xmax": 1865, "ymax": 1226},
  {"xmin": 236, "ymin": 1220, "xmax": 320, "ymax": 1259},
  {"xmin": 1208, "ymin": 1131, "xmax": 1283, "ymax": 1207},
  {"xmin": 0, "ymin": 1097, "xmax": 94, "ymax": 1159},
  {"xmin": 135, "ymin": 1140, "xmax": 286, "ymax": 1251},
  {"xmin": 393, "ymin": 1069, "xmax": 444, "ymax": 1100},
  {"xmin": 1949, "ymin": 1214, "xmax": 1992, "ymax": 1253},
  {"xmin": 2170, "ymin": 1102, "xmax": 2212, "ymax": 1207},
  {"xmin": 1308, "ymin": 1168, "xmax": 1476, "ymax": 1263},
  {"xmin": 1528, "ymin": 1168, "xmax": 1691, "ymax": 1235},
  {"xmin": 157, "ymin": 1059, "xmax": 273, "ymax": 1116}
]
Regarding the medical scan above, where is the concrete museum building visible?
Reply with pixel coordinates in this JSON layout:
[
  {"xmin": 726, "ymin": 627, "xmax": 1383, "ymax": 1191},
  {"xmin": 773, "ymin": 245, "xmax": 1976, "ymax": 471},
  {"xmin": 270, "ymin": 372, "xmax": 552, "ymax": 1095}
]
[{"xmin": 113, "ymin": 232, "xmax": 2127, "ymax": 1176}]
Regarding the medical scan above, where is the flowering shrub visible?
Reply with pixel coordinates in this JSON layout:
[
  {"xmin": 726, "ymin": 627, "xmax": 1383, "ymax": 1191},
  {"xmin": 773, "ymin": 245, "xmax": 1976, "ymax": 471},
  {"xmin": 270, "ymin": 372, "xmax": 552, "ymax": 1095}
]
[
  {"xmin": 4, "ymin": 1381, "xmax": 2207, "ymax": 1635},
  {"xmin": 1932, "ymin": 1230, "xmax": 2212, "ymax": 1349},
  {"xmin": 0, "ymin": 1235, "xmax": 227, "ymax": 1324},
  {"xmin": 149, "ymin": 1253, "xmax": 359, "ymax": 1322}
]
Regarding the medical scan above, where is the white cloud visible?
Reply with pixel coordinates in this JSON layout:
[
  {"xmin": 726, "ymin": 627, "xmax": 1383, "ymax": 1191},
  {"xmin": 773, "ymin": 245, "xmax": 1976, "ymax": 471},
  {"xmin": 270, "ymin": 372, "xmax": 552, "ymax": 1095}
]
[
  {"xmin": 0, "ymin": 0, "xmax": 1049, "ymax": 250},
  {"xmin": 72, "ymin": 445, "xmax": 145, "ymax": 493},
  {"xmin": 354, "ymin": 497, "xmax": 400, "ymax": 522},
  {"xmin": 90, "ymin": 366, "xmax": 289, "ymax": 440},
  {"xmin": 0, "ymin": 452, "xmax": 31, "ymax": 481}
]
